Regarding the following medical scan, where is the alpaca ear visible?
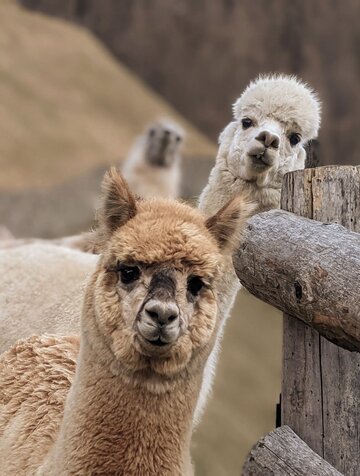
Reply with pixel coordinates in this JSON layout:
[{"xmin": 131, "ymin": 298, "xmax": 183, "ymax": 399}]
[
  {"xmin": 100, "ymin": 167, "xmax": 137, "ymax": 234},
  {"xmin": 297, "ymin": 145, "xmax": 307, "ymax": 169},
  {"xmin": 218, "ymin": 121, "xmax": 237, "ymax": 157},
  {"xmin": 206, "ymin": 195, "xmax": 257, "ymax": 251}
]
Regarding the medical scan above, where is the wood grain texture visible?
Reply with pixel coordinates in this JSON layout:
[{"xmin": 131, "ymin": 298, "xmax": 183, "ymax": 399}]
[
  {"xmin": 280, "ymin": 166, "xmax": 360, "ymax": 476},
  {"xmin": 242, "ymin": 425, "xmax": 343, "ymax": 476},
  {"xmin": 234, "ymin": 209, "xmax": 360, "ymax": 351}
]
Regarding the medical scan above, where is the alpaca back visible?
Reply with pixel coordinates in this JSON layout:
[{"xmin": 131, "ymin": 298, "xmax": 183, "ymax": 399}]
[
  {"xmin": 0, "ymin": 335, "xmax": 78, "ymax": 476},
  {"xmin": 0, "ymin": 244, "xmax": 97, "ymax": 353}
]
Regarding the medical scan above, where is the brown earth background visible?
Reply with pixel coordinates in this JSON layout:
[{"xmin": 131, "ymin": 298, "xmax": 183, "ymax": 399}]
[
  {"xmin": 21, "ymin": 0, "xmax": 360, "ymax": 167},
  {"xmin": 1, "ymin": 1, "xmax": 358, "ymax": 474}
]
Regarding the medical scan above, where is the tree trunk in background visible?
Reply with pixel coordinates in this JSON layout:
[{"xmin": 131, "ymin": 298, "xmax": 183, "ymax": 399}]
[{"xmin": 19, "ymin": 0, "xmax": 360, "ymax": 166}]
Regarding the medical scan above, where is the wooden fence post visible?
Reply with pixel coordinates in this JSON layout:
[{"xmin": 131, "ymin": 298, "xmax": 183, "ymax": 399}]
[{"xmin": 280, "ymin": 166, "xmax": 360, "ymax": 475}]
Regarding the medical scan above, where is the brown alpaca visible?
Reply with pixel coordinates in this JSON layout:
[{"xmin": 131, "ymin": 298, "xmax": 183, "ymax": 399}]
[{"xmin": 0, "ymin": 169, "xmax": 253, "ymax": 475}]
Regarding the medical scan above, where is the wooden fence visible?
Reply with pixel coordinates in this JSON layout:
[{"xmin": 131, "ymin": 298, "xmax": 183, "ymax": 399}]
[{"xmin": 235, "ymin": 166, "xmax": 360, "ymax": 475}]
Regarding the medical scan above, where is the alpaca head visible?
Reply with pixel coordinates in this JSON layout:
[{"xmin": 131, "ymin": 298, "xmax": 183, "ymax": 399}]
[
  {"xmin": 87, "ymin": 169, "xmax": 253, "ymax": 388},
  {"xmin": 144, "ymin": 119, "xmax": 184, "ymax": 167},
  {"xmin": 219, "ymin": 74, "xmax": 321, "ymax": 183}
]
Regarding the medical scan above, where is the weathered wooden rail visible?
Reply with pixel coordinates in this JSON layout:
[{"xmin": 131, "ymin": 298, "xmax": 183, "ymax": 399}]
[
  {"xmin": 236, "ymin": 166, "xmax": 360, "ymax": 476},
  {"xmin": 234, "ymin": 210, "xmax": 360, "ymax": 351},
  {"xmin": 243, "ymin": 426, "xmax": 342, "ymax": 476}
]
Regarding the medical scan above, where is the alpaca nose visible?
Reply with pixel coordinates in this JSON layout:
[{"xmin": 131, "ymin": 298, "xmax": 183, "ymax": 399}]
[
  {"xmin": 256, "ymin": 130, "xmax": 280, "ymax": 149},
  {"xmin": 144, "ymin": 300, "xmax": 179, "ymax": 326}
]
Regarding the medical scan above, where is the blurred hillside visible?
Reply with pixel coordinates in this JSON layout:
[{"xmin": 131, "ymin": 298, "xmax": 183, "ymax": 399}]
[
  {"xmin": 20, "ymin": 0, "xmax": 360, "ymax": 166},
  {"xmin": 0, "ymin": 2, "xmax": 282, "ymax": 475},
  {"xmin": 0, "ymin": 0, "xmax": 215, "ymax": 236}
]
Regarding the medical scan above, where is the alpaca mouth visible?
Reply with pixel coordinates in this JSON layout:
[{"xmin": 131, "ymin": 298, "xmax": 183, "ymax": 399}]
[
  {"xmin": 249, "ymin": 151, "xmax": 272, "ymax": 168},
  {"xmin": 146, "ymin": 337, "xmax": 169, "ymax": 347},
  {"xmin": 148, "ymin": 150, "xmax": 172, "ymax": 168}
]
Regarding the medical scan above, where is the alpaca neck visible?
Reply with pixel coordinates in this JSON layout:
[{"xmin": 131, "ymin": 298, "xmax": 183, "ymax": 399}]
[
  {"xmin": 199, "ymin": 162, "xmax": 280, "ymax": 216},
  {"xmin": 41, "ymin": 337, "xmax": 199, "ymax": 476}
]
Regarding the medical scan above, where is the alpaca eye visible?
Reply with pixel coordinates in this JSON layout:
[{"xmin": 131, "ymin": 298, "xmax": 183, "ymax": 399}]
[
  {"xmin": 289, "ymin": 133, "xmax": 301, "ymax": 146},
  {"xmin": 187, "ymin": 276, "xmax": 204, "ymax": 296},
  {"xmin": 176, "ymin": 135, "xmax": 182, "ymax": 142},
  {"xmin": 149, "ymin": 129, "xmax": 155, "ymax": 137},
  {"xmin": 118, "ymin": 264, "xmax": 140, "ymax": 284},
  {"xmin": 241, "ymin": 118, "xmax": 253, "ymax": 129}
]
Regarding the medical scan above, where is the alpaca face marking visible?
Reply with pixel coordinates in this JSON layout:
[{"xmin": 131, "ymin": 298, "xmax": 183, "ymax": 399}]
[{"xmin": 145, "ymin": 120, "xmax": 184, "ymax": 167}]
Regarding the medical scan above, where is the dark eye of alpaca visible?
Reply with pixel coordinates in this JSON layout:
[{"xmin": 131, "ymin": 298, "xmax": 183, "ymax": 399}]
[
  {"xmin": 176, "ymin": 135, "xmax": 182, "ymax": 142},
  {"xmin": 289, "ymin": 132, "xmax": 301, "ymax": 146},
  {"xmin": 118, "ymin": 264, "xmax": 140, "ymax": 284},
  {"xmin": 149, "ymin": 129, "xmax": 155, "ymax": 137},
  {"xmin": 187, "ymin": 276, "xmax": 205, "ymax": 296},
  {"xmin": 241, "ymin": 118, "xmax": 253, "ymax": 129}
]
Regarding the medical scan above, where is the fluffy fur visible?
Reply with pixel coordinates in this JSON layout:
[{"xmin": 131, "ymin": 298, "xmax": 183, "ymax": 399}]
[
  {"xmin": 122, "ymin": 118, "xmax": 184, "ymax": 199},
  {"xmin": 194, "ymin": 74, "xmax": 321, "ymax": 423},
  {"xmin": 200, "ymin": 74, "xmax": 321, "ymax": 217},
  {"xmin": 0, "ymin": 169, "xmax": 253, "ymax": 475},
  {"xmin": 0, "ymin": 244, "xmax": 96, "ymax": 353}
]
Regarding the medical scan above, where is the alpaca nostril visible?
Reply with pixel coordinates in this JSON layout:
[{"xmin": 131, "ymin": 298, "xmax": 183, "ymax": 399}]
[
  {"xmin": 256, "ymin": 130, "xmax": 280, "ymax": 149},
  {"xmin": 144, "ymin": 300, "xmax": 179, "ymax": 326},
  {"xmin": 147, "ymin": 310, "xmax": 158, "ymax": 320},
  {"xmin": 271, "ymin": 136, "xmax": 280, "ymax": 149}
]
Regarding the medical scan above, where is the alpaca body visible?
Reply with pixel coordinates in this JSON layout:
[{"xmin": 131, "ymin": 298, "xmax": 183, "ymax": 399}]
[
  {"xmin": 194, "ymin": 74, "xmax": 321, "ymax": 422},
  {"xmin": 0, "ymin": 334, "xmax": 196, "ymax": 476},
  {"xmin": 0, "ymin": 169, "xmax": 252, "ymax": 474},
  {"xmin": 0, "ymin": 335, "xmax": 79, "ymax": 476},
  {"xmin": 0, "ymin": 244, "xmax": 96, "ymax": 353}
]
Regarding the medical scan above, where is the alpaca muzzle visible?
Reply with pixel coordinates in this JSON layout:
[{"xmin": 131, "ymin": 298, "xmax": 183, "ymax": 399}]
[
  {"xmin": 137, "ymin": 298, "xmax": 181, "ymax": 347},
  {"xmin": 248, "ymin": 144, "xmax": 278, "ymax": 170}
]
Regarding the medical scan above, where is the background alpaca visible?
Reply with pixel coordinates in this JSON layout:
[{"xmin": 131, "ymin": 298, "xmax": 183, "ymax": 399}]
[
  {"xmin": 194, "ymin": 74, "xmax": 321, "ymax": 423},
  {"xmin": 0, "ymin": 119, "xmax": 184, "ymax": 252},
  {"xmin": 122, "ymin": 118, "xmax": 184, "ymax": 199},
  {"xmin": 0, "ymin": 169, "xmax": 253, "ymax": 475}
]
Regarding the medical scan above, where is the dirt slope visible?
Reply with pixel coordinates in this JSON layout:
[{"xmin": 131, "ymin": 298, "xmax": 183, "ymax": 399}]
[{"xmin": 0, "ymin": 0, "xmax": 215, "ymax": 192}]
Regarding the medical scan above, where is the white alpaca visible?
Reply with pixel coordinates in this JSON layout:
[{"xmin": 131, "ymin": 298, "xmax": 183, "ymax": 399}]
[
  {"xmin": 194, "ymin": 74, "xmax": 321, "ymax": 423},
  {"xmin": 122, "ymin": 118, "xmax": 184, "ymax": 199},
  {"xmin": 0, "ymin": 169, "xmax": 253, "ymax": 475},
  {"xmin": 0, "ymin": 244, "xmax": 96, "ymax": 352}
]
